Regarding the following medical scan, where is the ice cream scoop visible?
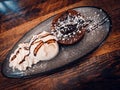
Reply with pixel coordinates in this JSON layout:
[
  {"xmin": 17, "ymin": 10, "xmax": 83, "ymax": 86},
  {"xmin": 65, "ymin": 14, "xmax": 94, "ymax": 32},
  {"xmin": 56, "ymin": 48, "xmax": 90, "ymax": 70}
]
[{"xmin": 29, "ymin": 31, "xmax": 59, "ymax": 64}]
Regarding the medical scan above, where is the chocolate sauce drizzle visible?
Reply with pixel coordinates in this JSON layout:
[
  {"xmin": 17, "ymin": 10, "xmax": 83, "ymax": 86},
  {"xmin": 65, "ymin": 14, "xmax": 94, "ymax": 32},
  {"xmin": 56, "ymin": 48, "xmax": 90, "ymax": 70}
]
[
  {"xmin": 34, "ymin": 40, "xmax": 44, "ymax": 56},
  {"xmin": 46, "ymin": 39, "xmax": 56, "ymax": 44},
  {"xmin": 11, "ymin": 48, "xmax": 21, "ymax": 61},
  {"xmin": 19, "ymin": 55, "xmax": 29, "ymax": 64},
  {"xmin": 33, "ymin": 39, "xmax": 56, "ymax": 56},
  {"xmin": 18, "ymin": 37, "xmax": 40, "ymax": 64}
]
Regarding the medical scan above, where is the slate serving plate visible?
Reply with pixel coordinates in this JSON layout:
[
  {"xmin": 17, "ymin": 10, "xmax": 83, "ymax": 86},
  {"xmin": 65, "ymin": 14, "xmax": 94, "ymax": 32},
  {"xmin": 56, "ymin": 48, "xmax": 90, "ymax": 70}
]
[{"xmin": 2, "ymin": 6, "xmax": 112, "ymax": 78}]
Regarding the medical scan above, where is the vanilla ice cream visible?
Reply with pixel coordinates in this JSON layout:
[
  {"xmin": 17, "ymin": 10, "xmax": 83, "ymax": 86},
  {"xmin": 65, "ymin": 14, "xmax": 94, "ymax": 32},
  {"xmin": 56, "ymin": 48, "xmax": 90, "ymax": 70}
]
[{"xmin": 9, "ymin": 31, "xmax": 59, "ymax": 71}]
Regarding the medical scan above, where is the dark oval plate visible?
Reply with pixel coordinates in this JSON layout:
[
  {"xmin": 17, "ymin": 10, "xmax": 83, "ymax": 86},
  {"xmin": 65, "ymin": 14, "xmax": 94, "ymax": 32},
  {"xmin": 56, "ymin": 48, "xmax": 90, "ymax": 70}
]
[{"xmin": 2, "ymin": 6, "xmax": 112, "ymax": 78}]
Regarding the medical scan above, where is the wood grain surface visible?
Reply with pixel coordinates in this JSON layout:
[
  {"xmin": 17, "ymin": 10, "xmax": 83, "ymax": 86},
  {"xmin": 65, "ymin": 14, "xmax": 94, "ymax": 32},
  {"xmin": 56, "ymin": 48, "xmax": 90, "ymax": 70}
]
[{"xmin": 0, "ymin": 0, "xmax": 120, "ymax": 90}]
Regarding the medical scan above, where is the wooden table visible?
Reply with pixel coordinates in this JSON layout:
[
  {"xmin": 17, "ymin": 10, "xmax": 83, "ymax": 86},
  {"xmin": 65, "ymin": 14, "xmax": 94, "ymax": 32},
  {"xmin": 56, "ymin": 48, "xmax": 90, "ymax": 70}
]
[{"xmin": 0, "ymin": 0, "xmax": 120, "ymax": 90}]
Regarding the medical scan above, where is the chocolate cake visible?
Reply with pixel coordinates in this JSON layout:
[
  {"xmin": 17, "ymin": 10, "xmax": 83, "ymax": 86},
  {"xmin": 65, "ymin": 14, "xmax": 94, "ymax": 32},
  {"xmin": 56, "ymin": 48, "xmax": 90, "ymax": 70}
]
[{"xmin": 51, "ymin": 9, "xmax": 86, "ymax": 45}]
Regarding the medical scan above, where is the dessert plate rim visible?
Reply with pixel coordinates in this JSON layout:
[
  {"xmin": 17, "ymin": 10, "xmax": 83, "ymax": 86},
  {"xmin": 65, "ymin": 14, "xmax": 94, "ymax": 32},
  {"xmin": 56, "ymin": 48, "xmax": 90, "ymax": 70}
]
[{"xmin": 1, "ymin": 6, "xmax": 112, "ymax": 78}]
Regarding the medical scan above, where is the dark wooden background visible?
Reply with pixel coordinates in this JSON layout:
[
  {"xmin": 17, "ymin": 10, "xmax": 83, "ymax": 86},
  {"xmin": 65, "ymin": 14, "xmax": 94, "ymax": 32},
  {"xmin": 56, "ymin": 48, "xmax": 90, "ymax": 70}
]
[{"xmin": 0, "ymin": 0, "xmax": 120, "ymax": 90}]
